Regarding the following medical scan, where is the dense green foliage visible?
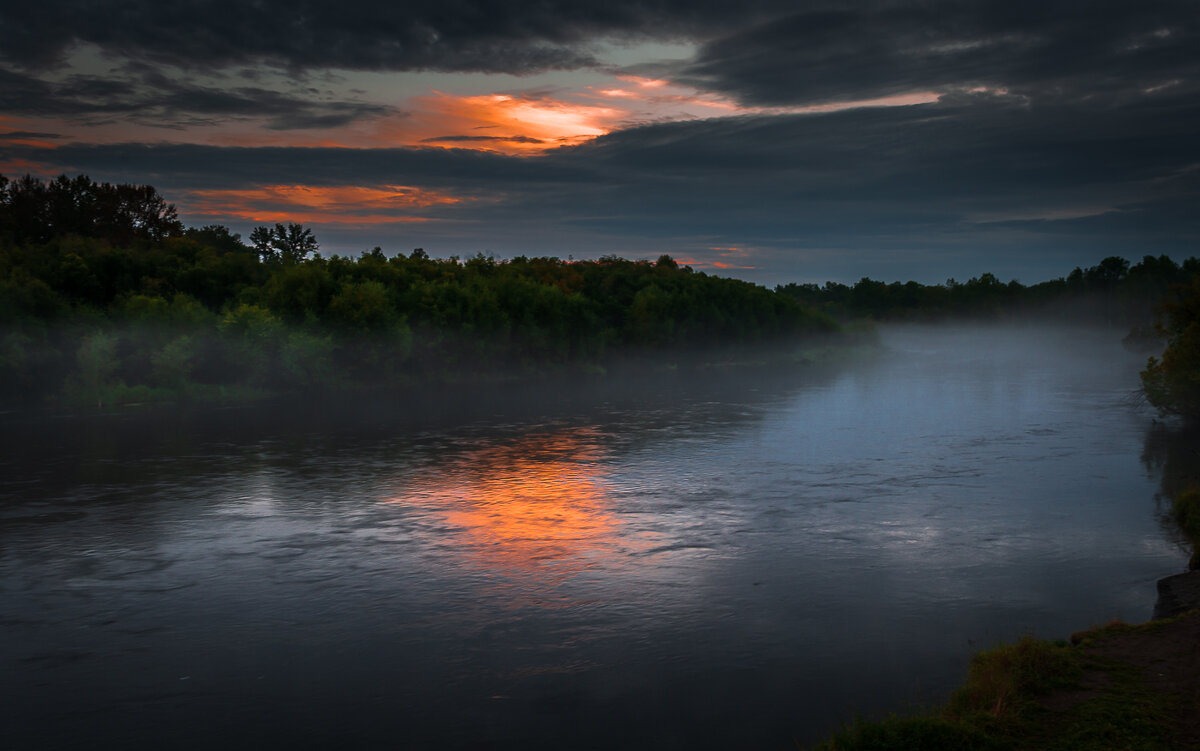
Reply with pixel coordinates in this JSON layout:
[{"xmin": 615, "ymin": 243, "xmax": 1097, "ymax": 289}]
[
  {"xmin": 1141, "ymin": 276, "xmax": 1200, "ymax": 420},
  {"xmin": 0, "ymin": 174, "xmax": 837, "ymax": 409},
  {"xmin": 779, "ymin": 255, "xmax": 1199, "ymax": 326}
]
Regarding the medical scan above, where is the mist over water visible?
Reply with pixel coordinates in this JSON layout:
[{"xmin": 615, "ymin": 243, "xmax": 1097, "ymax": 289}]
[{"xmin": 0, "ymin": 324, "xmax": 1185, "ymax": 750}]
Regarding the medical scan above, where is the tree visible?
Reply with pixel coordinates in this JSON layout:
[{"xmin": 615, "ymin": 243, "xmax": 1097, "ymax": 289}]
[
  {"xmin": 0, "ymin": 173, "xmax": 182, "ymax": 244},
  {"xmin": 1085, "ymin": 256, "xmax": 1130, "ymax": 286},
  {"xmin": 1142, "ymin": 276, "xmax": 1200, "ymax": 419},
  {"xmin": 251, "ymin": 222, "xmax": 318, "ymax": 264},
  {"xmin": 185, "ymin": 224, "xmax": 249, "ymax": 254},
  {"xmin": 327, "ymin": 280, "xmax": 397, "ymax": 333}
]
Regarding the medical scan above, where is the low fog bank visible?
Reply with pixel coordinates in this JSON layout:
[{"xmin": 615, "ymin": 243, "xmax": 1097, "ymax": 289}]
[
  {"xmin": 0, "ymin": 319, "xmax": 1156, "ymax": 451},
  {"xmin": 876, "ymin": 318, "xmax": 1159, "ymax": 357},
  {"xmin": 872, "ymin": 320, "xmax": 1158, "ymax": 399},
  {"xmin": 0, "ymin": 324, "xmax": 858, "ymax": 432},
  {"xmin": 0, "ymin": 316, "xmax": 1161, "ymax": 432},
  {"xmin": 0, "ymin": 316, "xmax": 858, "ymax": 418}
]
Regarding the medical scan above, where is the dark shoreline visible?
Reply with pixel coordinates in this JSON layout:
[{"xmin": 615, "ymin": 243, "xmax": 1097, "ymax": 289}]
[{"xmin": 1154, "ymin": 568, "xmax": 1200, "ymax": 619}]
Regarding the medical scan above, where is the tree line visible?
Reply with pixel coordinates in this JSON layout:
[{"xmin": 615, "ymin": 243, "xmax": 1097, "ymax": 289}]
[
  {"xmin": 777, "ymin": 254, "xmax": 1199, "ymax": 327},
  {"xmin": 0, "ymin": 174, "xmax": 837, "ymax": 409},
  {"xmin": 3, "ymin": 172, "xmax": 1197, "ymax": 419}
]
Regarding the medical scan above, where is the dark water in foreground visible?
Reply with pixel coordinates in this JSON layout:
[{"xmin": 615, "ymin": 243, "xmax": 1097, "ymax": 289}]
[{"xmin": 0, "ymin": 325, "xmax": 1188, "ymax": 750}]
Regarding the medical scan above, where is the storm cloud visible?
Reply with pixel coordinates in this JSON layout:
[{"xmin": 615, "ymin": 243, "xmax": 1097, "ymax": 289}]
[
  {"xmin": 682, "ymin": 1, "xmax": 1200, "ymax": 106},
  {"xmin": 2, "ymin": 0, "xmax": 1197, "ymax": 282},
  {"xmin": 0, "ymin": 65, "xmax": 393, "ymax": 128},
  {"xmin": 0, "ymin": 1, "xmax": 789, "ymax": 73}
]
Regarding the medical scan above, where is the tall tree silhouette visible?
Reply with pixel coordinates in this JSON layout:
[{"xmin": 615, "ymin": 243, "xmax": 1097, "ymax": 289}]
[{"xmin": 251, "ymin": 222, "xmax": 319, "ymax": 264}]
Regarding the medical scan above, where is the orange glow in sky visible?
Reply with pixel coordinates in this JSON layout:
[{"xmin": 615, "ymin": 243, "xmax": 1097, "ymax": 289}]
[
  {"xmin": 186, "ymin": 184, "xmax": 462, "ymax": 224},
  {"xmin": 616, "ymin": 75, "xmax": 671, "ymax": 88},
  {"xmin": 394, "ymin": 83, "xmax": 939, "ymax": 155},
  {"xmin": 0, "ymin": 158, "xmax": 51, "ymax": 176},
  {"xmin": 389, "ymin": 427, "xmax": 620, "ymax": 584},
  {"xmin": 401, "ymin": 91, "xmax": 627, "ymax": 154},
  {"xmin": 0, "ymin": 115, "xmax": 62, "ymax": 173},
  {"xmin": 677, "ymin": 246, "xmax": 757, "ymax": 271},
  {"xmin": 0, "ymin": 136, "xmax": 59, "ymax": 149}
]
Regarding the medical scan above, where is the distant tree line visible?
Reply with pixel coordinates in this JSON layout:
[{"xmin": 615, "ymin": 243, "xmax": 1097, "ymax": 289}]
[
  {"xmin": 6, "ymin": 172, "xmax": 1197, "ymax": 416},
  {"xmin": 778, "ymin": 254, "xmax": 1200, "ymax": 420},
  {"xmin": 777, "ymin": 255, "xmax": 1199, "ymax": 327},
  {"xmin": 0, "ymin": 174, "xmax": 837, "ymax": 409}
]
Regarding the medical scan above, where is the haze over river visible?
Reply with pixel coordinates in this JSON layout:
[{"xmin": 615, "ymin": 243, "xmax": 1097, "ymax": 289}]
[{"xmin": 0, "ymin": 325, "xmax": 1187, "ymax": 749}]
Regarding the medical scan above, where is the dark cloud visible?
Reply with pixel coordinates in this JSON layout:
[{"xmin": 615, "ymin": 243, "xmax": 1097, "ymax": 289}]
[
  {"xmin": 0, "ymin": 67, "xmax": 70, "ymax": 115},
  {"xmin": 155, "ymin": 84, "xmax": 393, "ymax": 130},
  {"xmin": 0, "ymin": 66, "xmax": 391, "ymax": 128},
  {"xmin": 9, "ymin": 88, "xmax": 1195, "ymax": 282},
  {"xmin": 5, "ymin": 0, "xmax": 1195, "ymax": 107},
  {"xmin": 681, "ymin": 0, "xmax": 1200, "ymax": 106},
  {"xmin": 0, "ymin": 131, "xmax": 61, "ymax": 140},
  {"xmin": 0, "ymin": 1, "xmax": 790, "ymax": 73},
  {"xmin": 0, "ymin": 140, "xmax": 591, "ymax": 190},
  {"xmin": 3, "ymin": 1, "xmax": 1196, "ymax": 282}
]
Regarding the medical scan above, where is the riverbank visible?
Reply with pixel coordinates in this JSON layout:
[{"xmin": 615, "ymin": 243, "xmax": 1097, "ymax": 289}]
[{"xmin": 812, "ymin": 570, "xmax": 1200, "ymax": 750}]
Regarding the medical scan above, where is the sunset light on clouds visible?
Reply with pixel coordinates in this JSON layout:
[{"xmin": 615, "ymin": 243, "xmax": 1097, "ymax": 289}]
[
  {"xmin": 187, "ymin": 184, "xmax": 464, "ymax": 225},
  {"xmin": 1, "ymin": 1, "xmax": 1196, "ymax": 282},
  {"xmin": 404, "ymin": 91, "xmax": 625, "ymax": 154}
]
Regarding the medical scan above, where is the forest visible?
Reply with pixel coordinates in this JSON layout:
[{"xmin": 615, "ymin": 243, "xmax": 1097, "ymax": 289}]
[
  {"xmin": 2, "ymin": 172, "xmax": 1198, "ymax": 419},
  {"xmin": 0, "ymin": 174, "xmax": 838, "ymax": 410}
]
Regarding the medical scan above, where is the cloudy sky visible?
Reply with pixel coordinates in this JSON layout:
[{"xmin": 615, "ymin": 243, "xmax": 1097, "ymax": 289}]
[{"xmin": 2, "ymin": 1, "xmax": 1197, "ymax": 284}]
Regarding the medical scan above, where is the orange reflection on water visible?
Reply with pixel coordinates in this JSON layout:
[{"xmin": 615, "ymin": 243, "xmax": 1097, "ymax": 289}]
[{"xmin": 392, "ymin": 427, "xmax": 619, "ymax": 583}]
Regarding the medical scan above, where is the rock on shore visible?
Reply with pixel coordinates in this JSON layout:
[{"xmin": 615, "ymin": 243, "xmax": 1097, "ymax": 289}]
[{"xmin": 1153, "ymin": 570, "xmax": 1200, "ymax": 619}]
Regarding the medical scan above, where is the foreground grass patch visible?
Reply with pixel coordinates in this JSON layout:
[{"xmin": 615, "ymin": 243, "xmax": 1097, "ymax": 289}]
[{"xmin": 810, "ymin": 626, "xmax": 1185, "ymax": 751}]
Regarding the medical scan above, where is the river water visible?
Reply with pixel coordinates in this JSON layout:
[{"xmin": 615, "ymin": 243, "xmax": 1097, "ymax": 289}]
[{"xmin": 0, "ymin": 324, "xmax": 1187, "ymax": 749}]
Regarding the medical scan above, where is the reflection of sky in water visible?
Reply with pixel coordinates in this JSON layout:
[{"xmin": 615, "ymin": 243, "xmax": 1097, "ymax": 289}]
[
  {"xmin": 388, "ymin": 427, "xmax": 625, "ymax": 586},
  {"xmin": 0, "ymin": 325, "xmax": 1188, "ymax": 750}
]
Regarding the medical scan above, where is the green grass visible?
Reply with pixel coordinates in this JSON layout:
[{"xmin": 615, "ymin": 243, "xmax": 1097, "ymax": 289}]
[{"xmin": 808, "ymin": 629, "xmax": 1181, "ymax": 751}]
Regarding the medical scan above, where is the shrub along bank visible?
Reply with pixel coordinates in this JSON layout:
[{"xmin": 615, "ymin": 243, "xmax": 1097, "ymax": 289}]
[{"xmin": 812, "ymin": 612, "xmax": 1200, "ymax": 751}]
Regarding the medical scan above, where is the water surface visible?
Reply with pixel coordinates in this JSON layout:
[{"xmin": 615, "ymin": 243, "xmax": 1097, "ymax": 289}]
[{"xmin": 0, "ymin": 325, "xmax": 1185, "ymax": 749}]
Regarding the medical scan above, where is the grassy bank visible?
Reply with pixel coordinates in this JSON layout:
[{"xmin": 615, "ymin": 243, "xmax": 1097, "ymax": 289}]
[{"xmin": 812, "ymin": 609, "xmax": 1200, "ymax": 750}]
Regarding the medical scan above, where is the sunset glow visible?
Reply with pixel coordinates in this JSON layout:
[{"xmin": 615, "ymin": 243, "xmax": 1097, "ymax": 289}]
[
  {"xmin": 583, "ymin": 77, "xmax": 939, "ymax": 126},
  {"xmin": 0, "ymin": 136, "xmax": 59, "ymax": 149},
  {"xmin": 403, "ymin": 91, "xmax": 627, "ymax": 154},
  {"xmin": 0, "ymin": 158, "xmax": 51, "ymax": 176},
  {"xmin": 674, "ymin": 246, "xmax": 758, "ymax": 271},
  {"xmin": 616, "ymin": 75, "xmax": 671, "ymax": 88},
  {"xmin": 186, "ymin": 184, "xmax": 463, "ymax": 224}
]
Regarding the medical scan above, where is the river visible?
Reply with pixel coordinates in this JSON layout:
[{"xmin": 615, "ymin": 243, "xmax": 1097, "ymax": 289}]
[{"xmin": 0, "ymin": 324, "xmax": 1187, "ymax": 749}]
